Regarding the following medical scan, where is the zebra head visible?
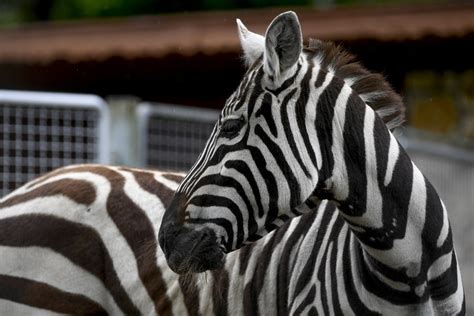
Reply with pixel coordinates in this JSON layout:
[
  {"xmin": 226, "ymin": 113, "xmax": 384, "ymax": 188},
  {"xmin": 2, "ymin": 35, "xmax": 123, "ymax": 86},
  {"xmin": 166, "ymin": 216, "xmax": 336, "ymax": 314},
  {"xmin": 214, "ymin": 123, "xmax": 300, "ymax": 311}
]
[
  {"xmin": 159, "ymin": 11, "xmax": 320, "ymax": 274},
  {"xmin": 159, "ymin": 11, "xmax": 403, "ymax": 274}
]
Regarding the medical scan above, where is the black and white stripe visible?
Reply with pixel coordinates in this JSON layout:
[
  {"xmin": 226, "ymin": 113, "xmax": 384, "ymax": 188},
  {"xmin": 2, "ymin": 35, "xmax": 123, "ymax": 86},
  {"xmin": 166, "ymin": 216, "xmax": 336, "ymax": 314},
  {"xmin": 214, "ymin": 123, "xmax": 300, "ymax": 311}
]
[
  {"xmin": 160, "ymin": 11, "xmax": 465, "ymax": 314},
  {"xmin": 0, "ymin": 165, "xmax": 185, "ymax": 315},
  {"xmin": 0, "ymin": 11, "xmax": 465, "ymax": 315},
  {"xmin": 0, "ymin": 166, "xmax": 464, "ymax": 314}
]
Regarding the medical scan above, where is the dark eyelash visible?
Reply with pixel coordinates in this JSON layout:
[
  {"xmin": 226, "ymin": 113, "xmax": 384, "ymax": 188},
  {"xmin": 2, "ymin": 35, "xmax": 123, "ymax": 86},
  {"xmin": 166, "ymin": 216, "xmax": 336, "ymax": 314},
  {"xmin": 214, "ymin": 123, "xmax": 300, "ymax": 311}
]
[{"xmin": 220, "ymin": 117, "xmax": 244, "ymax": 138}]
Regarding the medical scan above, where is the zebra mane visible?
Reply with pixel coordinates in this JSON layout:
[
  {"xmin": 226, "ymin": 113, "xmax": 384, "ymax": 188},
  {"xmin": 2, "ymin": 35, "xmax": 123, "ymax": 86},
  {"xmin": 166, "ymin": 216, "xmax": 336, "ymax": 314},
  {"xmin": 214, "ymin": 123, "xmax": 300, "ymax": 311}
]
[{"xmin": 306, "ymin": 39, "xmax": 405, "ymax": 130}]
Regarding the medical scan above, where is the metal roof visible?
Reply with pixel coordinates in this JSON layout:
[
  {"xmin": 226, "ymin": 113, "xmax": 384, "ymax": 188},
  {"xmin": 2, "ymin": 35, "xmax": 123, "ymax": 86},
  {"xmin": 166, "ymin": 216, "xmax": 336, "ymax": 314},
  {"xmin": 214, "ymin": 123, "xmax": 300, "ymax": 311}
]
[{"xmin": 1, "ymin": 3, "xmax": 474, "ymax": 64}]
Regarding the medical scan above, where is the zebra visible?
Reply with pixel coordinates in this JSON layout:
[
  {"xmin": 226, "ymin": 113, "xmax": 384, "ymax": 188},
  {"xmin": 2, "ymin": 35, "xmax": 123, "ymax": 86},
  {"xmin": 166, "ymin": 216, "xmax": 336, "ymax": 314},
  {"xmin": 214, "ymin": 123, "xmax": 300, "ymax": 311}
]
[
  {"xmin": 0, "ymin": 12, "xmax": 466, "ymax": 315},
  {"xmin": 0, "ymin": 164, "xmax": 349, "ymax": 315},
  {"xmin": 0, "ymin": 165, "xmax": 185, "ymax": 315},
  {"xmin": 0, "ymin": 163, "xmax": 320, "ymax": 315},
  {"xmin": 159, "ymin": 11, "xmax": 466, "ymax": 314}
]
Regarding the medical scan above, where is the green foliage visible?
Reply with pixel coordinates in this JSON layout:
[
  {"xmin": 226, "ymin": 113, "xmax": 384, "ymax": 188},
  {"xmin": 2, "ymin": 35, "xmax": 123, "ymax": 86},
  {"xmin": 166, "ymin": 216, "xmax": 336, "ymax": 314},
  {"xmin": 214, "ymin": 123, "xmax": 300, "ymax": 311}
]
[
  {"xmin": 203, "ymin": 0, "xmax": 312, "ymax": 10},
  {"xmin": 51, "ymin": 0, "xmax": 154, "ymax": 19},
  {"xmin": 0, "ymin": 0, "xmax": 449, "ymax": 26},
  {"xmin": 50, "ymin": 0, "xmax": 313, "ymax": 19}
]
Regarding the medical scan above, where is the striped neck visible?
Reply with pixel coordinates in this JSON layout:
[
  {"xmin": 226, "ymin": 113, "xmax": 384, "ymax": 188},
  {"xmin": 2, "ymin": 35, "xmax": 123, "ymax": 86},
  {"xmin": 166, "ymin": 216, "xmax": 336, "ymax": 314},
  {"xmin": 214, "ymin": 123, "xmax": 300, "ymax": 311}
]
[{"xmin": 307, "ymin": 64, "xmax": 455, "ymax": 289}]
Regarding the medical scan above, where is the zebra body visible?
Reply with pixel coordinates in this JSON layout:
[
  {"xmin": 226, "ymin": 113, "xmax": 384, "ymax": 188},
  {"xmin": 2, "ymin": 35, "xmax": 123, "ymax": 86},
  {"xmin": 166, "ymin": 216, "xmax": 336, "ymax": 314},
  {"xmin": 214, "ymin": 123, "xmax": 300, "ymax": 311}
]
[
  {"xmin": 0, "ymin": 164, "xmax": 459, "ymax": 315},
  {"xmin": 0, "ymin": 165, "xmax": 183, "ymax": 315},
  {"xmin": 223, "ymin": 200, "xmax": 464, "ymax": 315},
  {"xmin": 159, "ymin": 11, "xmax": 466, "ymax": 315}
]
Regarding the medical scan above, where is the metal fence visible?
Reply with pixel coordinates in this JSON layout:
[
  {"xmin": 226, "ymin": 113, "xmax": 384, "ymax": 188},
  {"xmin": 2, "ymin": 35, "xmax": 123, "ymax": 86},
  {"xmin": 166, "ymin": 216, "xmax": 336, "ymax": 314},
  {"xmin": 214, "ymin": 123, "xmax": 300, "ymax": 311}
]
[
  {"xmin": 0, "ymin": 90, "xmax": 109, "ymax": 196},
  {"xmin": 0, "ymin": 91, "xmax": 220, "ymax": 196},
  {"xmin": 137, "ymin": 102, "xmax": 219, "ymax": 171}
]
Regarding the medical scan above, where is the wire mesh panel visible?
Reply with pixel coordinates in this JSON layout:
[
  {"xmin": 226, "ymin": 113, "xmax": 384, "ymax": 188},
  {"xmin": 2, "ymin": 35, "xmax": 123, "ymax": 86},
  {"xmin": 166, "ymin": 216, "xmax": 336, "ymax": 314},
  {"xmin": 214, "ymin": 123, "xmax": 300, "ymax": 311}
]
[
  {"xmin": 137, "ymin": 102, "xmax": 219, "ymax": 171},
  {"xmin": 0, "ymin": 90, "xmax": 109, "ymax": 197}
]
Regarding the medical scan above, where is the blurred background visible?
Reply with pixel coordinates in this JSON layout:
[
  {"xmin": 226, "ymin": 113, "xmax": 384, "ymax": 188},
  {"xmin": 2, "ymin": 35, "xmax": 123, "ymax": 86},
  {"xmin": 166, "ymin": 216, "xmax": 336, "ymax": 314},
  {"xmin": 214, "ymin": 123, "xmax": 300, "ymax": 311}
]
[{"xmin": 0, "ymin": 0, "xmax": 473, "ymax": 312}]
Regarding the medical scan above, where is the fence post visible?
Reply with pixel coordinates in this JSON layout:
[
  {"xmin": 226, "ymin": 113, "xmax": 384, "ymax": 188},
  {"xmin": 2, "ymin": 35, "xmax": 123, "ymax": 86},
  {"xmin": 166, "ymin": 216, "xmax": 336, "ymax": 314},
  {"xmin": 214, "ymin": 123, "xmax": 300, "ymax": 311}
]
[{"xmin": 107, "ymin": 96, "xmax": 141, "ymax": 167}]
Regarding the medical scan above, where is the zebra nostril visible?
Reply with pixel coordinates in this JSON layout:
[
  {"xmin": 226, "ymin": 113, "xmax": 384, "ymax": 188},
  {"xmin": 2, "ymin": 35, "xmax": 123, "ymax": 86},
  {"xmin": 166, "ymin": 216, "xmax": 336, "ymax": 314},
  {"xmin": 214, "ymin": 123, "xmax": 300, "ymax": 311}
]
[
  {"xmin": 201, "ymin": 229, "xmax": 212, "ymax": 240},
  {"xmin": 200, "ymin": 233, "xmax": 208, "ymax": 243},
  {"xmin": 194, "ymin": 229, "xmax": 215, "ymax": 250}
]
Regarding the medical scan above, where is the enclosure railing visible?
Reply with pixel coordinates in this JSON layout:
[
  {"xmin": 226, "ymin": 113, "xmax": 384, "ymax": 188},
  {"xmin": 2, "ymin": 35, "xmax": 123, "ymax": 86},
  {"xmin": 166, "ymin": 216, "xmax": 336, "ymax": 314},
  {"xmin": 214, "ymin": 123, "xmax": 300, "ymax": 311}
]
[
  {"xmin": 0, "ymin": 90, "xmax": 110, "ymax": 196},
  {"xmin": 136, "ymin": 102, "xmax": 219, "ymax": 171}
]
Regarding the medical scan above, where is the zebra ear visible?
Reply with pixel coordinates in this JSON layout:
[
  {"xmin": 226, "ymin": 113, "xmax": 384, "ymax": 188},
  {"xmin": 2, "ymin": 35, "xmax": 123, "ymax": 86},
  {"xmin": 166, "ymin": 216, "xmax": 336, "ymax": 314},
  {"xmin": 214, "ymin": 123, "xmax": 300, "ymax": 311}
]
[
  {"xmin": 236, "ymin": 19, "xmax": 265, "ymax": 67},
  {"xmin": 264, "ymin": 11, "xmax": 302, "ymax": 81}
]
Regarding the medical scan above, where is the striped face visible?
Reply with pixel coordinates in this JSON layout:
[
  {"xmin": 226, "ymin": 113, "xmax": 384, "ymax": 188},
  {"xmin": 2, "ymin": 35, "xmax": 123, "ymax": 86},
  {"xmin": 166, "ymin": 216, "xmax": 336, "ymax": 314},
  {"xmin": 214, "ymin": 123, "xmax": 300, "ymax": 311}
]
[{"xmin": 159, "ymin": 12, "xmax": 323, "ymax": 273}]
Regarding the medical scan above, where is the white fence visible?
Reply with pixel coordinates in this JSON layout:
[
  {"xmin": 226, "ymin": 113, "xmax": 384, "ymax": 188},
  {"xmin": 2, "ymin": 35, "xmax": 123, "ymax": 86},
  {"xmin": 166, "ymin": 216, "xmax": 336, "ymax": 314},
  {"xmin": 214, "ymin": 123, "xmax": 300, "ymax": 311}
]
[
  {"xmin": 0, "ymin": 90, "xmax": 109, "ymax": 196},
  {"xmin": 0, "ymin": 91, "xmax": 219, "ymax": 196},
  {"xmin": 137, "ymin": 102, "xmax": 219, "ymax": 171}
]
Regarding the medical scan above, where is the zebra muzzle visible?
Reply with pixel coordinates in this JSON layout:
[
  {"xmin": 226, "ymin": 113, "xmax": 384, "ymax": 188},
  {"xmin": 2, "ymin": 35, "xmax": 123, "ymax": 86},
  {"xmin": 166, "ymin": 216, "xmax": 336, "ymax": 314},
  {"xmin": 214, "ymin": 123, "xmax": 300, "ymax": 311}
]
[{"xmin": 159, "ymin": 223, "xmax": 225, "ymax": 274}]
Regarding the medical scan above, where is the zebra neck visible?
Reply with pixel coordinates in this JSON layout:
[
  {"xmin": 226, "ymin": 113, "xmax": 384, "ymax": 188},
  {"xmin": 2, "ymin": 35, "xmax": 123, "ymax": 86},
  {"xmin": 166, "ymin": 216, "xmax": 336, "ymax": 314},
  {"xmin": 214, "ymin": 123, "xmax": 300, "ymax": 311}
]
[{"xmin": 313, "ymin": 92, "xmax": 461, "ymax": 302}]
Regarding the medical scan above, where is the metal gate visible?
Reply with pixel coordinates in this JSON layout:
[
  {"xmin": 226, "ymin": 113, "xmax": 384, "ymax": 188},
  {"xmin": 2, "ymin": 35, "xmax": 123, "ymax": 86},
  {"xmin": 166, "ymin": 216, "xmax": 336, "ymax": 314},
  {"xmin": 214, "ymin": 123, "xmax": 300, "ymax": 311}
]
[
  {"xmin": 137, "ymin": 102, "xmax": 219, "ymax": 171},
  {"xmin": 0, "ymin": 90, "xmax": 109, "ymax": 196}
]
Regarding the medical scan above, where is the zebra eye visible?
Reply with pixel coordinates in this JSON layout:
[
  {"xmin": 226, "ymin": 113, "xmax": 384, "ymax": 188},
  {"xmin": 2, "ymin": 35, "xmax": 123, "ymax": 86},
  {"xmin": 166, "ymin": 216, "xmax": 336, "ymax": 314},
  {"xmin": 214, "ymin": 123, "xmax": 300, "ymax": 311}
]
[{"xmin": 220, "ymin": 117, "xmax": 244, "ymax": 138}]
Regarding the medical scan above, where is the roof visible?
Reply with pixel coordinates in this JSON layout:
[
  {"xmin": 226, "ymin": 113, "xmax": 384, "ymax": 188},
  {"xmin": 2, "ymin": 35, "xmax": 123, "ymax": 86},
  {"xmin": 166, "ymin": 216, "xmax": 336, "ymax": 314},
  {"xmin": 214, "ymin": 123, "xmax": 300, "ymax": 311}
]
[{"xmin": 1, "ymin": 3, "xmax": 474, "ymax": 64}]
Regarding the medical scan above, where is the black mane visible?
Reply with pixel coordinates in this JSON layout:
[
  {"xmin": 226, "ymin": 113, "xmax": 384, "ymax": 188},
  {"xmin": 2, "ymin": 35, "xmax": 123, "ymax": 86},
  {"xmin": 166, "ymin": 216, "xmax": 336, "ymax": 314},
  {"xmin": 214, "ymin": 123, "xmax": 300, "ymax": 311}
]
[{"xmin": 306, "ymin": 39, "xmax": 405, "ymax": 130}]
